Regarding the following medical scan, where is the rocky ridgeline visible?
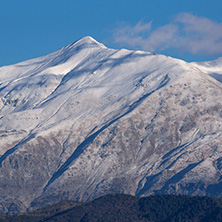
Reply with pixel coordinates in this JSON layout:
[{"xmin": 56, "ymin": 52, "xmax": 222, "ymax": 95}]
[{"xmin": 0, "ymin": 37, "xmax": 222, "ymax": 214}]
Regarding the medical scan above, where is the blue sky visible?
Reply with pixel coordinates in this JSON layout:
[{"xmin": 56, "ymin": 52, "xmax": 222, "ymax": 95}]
[{"xmin": 1, "ymin": 0, "xmax": 222, "ymax": 66}]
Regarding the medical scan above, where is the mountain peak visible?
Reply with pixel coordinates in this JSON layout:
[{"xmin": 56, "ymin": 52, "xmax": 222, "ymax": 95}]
[
  {"xmin": 68, "ymin": 36, "xmax": 107, "ymax": 49},
  {"xmin": 2, "ymin": 35, "xmax": 222, "ymax": 215}
]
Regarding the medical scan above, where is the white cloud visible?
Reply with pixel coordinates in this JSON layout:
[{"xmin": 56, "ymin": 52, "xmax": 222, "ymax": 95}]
[
  {"xmin": 113, "ymin": 20, "xmax": 152, "ymax": 48},
  {"xmin": 113, "ymin": 13, "xmax": 222, "ymax": 55},
  {"xmin": 142, "ymin": 24, "xmax": 178, "ymax": 51}
]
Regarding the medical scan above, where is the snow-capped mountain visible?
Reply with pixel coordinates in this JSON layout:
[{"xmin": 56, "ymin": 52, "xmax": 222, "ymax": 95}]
[
  {"xmin": 1, "ymin": 37, "xmax": 222, "ymax": 214},
  {"xmin": 191, "ymin": 57, "xmax": 222, "ymax": 82}
]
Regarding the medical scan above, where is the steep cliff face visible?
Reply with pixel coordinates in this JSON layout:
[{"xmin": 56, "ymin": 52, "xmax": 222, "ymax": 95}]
[{"xmin": 0, "ymin": 37, "xmax": 222, "ymax": 214}]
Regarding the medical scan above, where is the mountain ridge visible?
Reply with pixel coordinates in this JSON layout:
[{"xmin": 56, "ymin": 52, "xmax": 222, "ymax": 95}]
[{"xmin": 0, "ymin": 37, "xmax": 222, "ymax": 214}]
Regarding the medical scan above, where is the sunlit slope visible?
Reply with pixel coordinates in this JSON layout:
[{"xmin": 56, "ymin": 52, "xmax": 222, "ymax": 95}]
[{"xmin": 0, "ymin": 37, "xmax": 222, "ymax": 214}]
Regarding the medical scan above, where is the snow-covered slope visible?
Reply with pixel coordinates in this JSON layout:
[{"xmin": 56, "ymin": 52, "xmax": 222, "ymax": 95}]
[
  {"xmin": 191, "ymin": 57, "xmax": 222, "ymax": 82},
  {"xmin": 1, "ymin": 37, "xmax": 222, "ymax": 214}
]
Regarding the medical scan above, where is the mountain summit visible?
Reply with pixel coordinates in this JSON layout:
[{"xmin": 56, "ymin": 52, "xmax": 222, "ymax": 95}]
[
  {"xmin": 70, "ymin": 36, "xmax": 107, "ymax": 48},
  {"xmin": 0, "ymin": 37, "xmax": 222, "ymax": 214}
]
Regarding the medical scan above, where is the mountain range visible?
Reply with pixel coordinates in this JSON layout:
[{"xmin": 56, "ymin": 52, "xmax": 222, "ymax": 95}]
[{"xmin": 0, "ymin": 36, "xmax": 222, "ymax": 214}]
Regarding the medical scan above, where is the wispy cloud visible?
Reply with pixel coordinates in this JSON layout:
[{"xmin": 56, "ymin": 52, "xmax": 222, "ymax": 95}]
[{"xmin": 113, "ymin": 13, "xmax": 222, "ymax": 55}]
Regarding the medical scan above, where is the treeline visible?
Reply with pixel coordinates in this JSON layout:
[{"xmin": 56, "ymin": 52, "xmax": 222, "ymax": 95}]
[{"xmin": 1, "ymin": 194, "xmax": 222, "ymax": 221}]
